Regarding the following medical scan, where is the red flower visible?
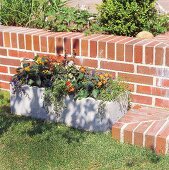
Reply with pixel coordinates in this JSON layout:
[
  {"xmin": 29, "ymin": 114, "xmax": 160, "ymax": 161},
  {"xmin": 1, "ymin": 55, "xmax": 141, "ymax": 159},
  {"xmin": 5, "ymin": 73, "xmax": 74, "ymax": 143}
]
[
  {"xmin": 66, "ymin": 81, "xmax": 71, "ymax": 87},
  {"xmin": 68, "ymin": 86, "xmax": 75, "ymax": 92}
]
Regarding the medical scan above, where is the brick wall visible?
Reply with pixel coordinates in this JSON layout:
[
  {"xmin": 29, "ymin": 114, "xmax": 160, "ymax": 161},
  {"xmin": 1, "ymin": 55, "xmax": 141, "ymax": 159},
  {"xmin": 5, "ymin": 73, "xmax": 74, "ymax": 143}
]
[{"xmin": 0, "ymin": 25, "xmax": 169, "ymax": 108}]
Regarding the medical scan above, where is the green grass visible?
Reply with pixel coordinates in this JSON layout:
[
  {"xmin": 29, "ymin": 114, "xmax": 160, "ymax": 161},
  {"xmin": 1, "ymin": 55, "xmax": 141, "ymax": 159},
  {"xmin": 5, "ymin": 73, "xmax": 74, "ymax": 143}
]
[{"xmin": 0, "ymin": 90, "xmax": 169, "ymax": 169}]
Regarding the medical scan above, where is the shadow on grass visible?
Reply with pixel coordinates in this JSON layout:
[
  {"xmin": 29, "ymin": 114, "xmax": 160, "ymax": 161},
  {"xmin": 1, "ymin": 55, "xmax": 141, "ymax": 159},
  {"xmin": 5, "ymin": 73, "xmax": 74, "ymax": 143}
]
[
  {"xmin": 0, "ymin": 111, "xmax": 87, "ymax": 144},
  {"xmin": 0, "ymin": 106, "xmax": 11, "ymax": 114}
]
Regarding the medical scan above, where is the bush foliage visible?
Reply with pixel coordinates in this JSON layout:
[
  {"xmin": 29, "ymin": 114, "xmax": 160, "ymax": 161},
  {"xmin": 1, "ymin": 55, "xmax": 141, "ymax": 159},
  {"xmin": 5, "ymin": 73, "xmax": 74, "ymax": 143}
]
[
  {"xmin": 0, "ymin": 0, "xmax": 96, "ymax": 32},
  {"xmin": 0, "ymin": 0, "xmax": 168, "ymax": 36},
  {"xmin": 98, "ymin": 0, "xmax": 169, "ymax": 36}
]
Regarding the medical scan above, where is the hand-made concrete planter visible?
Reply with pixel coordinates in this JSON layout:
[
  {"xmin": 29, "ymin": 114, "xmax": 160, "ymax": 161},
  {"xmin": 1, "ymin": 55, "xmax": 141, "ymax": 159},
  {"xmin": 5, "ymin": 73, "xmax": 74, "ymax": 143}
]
[{"xmin": 10, "ymin": 85, "xmax": 129, "ymax": 132}]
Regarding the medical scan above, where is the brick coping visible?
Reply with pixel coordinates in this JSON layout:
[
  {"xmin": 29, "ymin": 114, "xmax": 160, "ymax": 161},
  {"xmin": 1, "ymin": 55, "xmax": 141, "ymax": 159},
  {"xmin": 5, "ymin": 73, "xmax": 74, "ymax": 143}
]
[{"xmin": 112, "ymin": 106, "xmax": 169, "ymax": 155}]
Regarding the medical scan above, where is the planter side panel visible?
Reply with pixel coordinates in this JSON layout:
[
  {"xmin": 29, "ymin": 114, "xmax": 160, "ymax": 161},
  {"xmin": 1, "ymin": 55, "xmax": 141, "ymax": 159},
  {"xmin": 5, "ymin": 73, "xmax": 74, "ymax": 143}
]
[
  {"xmin": 10, "ymin": 86, "xmax": 48, "ymax": 119},
  {"xmin": 10, "ymin": 86, "xmax": 129, "ymax": 131}
]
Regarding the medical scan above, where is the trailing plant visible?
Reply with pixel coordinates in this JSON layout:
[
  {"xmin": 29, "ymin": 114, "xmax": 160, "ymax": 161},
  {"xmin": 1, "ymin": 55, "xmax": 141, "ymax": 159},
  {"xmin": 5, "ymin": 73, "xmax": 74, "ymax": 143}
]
[
  {"xmin": 98, "ymin": 0, "xmax": 169, "ymax": 36},
  {"xmin": 11, "ymin": 55, "xmax": 129, "ymax": 114}
]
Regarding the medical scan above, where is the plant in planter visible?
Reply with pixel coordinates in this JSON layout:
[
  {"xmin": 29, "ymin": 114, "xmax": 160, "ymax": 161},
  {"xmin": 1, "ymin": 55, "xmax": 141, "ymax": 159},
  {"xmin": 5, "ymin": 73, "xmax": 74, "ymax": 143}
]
[{"xmin": 11, "ymin": 55, "xmax": 130, "ymax": 131}]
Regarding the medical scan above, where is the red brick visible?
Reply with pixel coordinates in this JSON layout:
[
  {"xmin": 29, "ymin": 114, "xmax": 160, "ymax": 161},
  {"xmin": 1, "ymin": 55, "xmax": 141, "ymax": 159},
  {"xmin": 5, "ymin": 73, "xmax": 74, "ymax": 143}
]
[
  {"xmin": 137, "ymin": 65, "xmax": 156, "ymax": 76},
  {"xmin": 0, "ymin": 82, "xmax": 10, "ymax": 90},
  {"xmin": 72, "ymin": 38, "xmax": 80, "ymax": 56},
  {"xmin": 124, "ymin": 123, "xmax": 140, "ymax": 144},
  {"xmin": 74, "ymin": 58, "xmax": 98, "ymax": 68},
  {"xmin": 33, "ymin": 35, "xmax": 40, "ymax": 51},
  {"xmin": 64, "ymin": 33, "xmax": 82, "ymax": 55},
  {"xmin": 8, "ymin": 49, "xmax": 18, "ymax": 57},
  {"xmin": 155, "ymin": 98, "xmax": 169, "ymax": 108},
  {"xmin": 134, "ymin": 45, "xmax": 143, "ymax": 63},
  {"xmin": 18, "ymin": 34, "xmax": 25, "ymax": 49},
  {"xmin": 131, "ymin": 94, "xmax": 152, "ymax": 105},
  {"xmin": 98, "ymin": 36, "xmax": 115, "ymax": 58},
  {"xmin": 125, "ymin": 39, "xmax": 141, "ymax": 62},
  {"xmin": 0, "ymin": 58, "xmax": 20, "ymax": 66},
  {"xmin": 107, "ymin": 41, "xmax": 115, "ymax": 60},
  {"xmin": 0, "ymin": 49, "xmax": 7, "ymax": 56},
  {"xmin": 156, "ymin": 122, "xmax": 169, "ymax": 154},
  {"xmin": 119, "ymin": 73, "xmax": 153, "ymax": 85},
  {"xmin": 116, "ymin": 37, "xmax": 133, "ymax": 61},
  {"xmin": 81, "ymin": 39, "xmax": 88, "ymax": 57},
  {"xmin": 166, "ymin": 47, "xmax": 169, "ymax": 66},
  {"xmin": 137, "ymin": 85, "xmax": 169, "ymax": 97},
  {"xmin": 128, "ymin": 84, "xmax": 134, "ymax": 92},
  {"xmin": 48, "ymin": 36, "xmax": 55, "ymax": 53},
  {"xmin": 112, "ymin": 122, "xmax": 125, "ymax": 140},
  {"xmin": 0, "ymin": 32, "xmax": 3, "ymax": 46},
  {"xmin": 145, "ymin": 41, "xmax": 160, "ymax": 65},
  {"xmin": 134, "ymin": 122, "xmax": 153, "ymax": 146},
  {"xmin": 40, "ymin": 36, "xmax": 47, "ymax": 52},
  {"xmin": 19, "ymin": 51, "xmax": 34, "ymax": 59},
  {"xmin": 156, "ymin": 78, "xmax": 169, "ymax": 88},
  {"xmin": 145, "ymin": 120, "xmax": 166, "ymax": 149},
  {"xmin": 4, "ymin": 32, "xmax": 10, "ymax": 47},
  {"xmin": 155, "ymin": 44, "xmax": 166, "ymax": 65},
  {"xmin": 107, "ymin": 36, "xmax": 126, "ymax": 60},
  {"xmin": 11, "ymin": 33, "xmax": 17, "ymax": 48},
  {"xmin": 56, "ymin": 37, "xmax": 63, "ymax": 55},
  {"xmin": 0, "ymin": 66, "xmax": 8, "ymax": 73},
  {"xmin": 100, "ymin": 61, "xmax": 134, "ymax": 73},
  {"xmin": 125, "ymin": 44, "xmax": 133, "ymax": 62},
  {"xmin": 0, "ymin": 74, "xmax": 12, "ymax": 81},
  {"xmin": 25, "ymin": 34, "xmax": 32, "ymax": 50},
  {"xmin": 89, "ymin": 38, "xmax": 99, "ymax": 58},
  {"xmin": 9, "ymin": 67, "xmax": 17, "ymax": 74}
]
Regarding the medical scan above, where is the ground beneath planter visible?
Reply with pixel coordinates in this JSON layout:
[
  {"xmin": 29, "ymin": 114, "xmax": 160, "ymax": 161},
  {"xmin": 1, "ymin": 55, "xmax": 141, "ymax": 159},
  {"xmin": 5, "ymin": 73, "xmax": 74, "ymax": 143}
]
[{"xmin": 112, "ymin": 106, "xmax": 169, "ymax": 155}]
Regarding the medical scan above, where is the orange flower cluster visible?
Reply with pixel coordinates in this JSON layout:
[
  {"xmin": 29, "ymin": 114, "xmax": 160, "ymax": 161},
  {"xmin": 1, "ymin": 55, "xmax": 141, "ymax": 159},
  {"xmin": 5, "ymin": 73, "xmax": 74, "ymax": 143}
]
[
  {"xmin": 97, "ymin": 73, "xmax": 111, "ymax": 88},
  {"xmin": 66, "ymin": 81, "xmax": 75, "ymax": 93},
  {"xmin": 47, "ymin": 55, "xmax": 65, "ymax": 70},
  {"xmin": 79, "ymin": 66, "xmax": 86, "ymax": 73}
]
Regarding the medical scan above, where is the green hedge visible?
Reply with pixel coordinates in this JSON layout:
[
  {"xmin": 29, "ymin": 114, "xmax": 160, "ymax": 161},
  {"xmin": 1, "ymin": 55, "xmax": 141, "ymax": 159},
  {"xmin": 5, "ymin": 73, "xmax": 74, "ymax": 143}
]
[{"xmin": 98, "ymin": 0, "xmax": 169, "ymax": 36}]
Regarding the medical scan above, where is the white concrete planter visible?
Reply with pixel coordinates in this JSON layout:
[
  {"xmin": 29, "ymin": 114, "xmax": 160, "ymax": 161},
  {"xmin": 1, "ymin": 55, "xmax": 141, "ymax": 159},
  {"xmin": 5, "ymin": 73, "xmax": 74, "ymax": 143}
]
[{"xmin": 10, "ymin": 85, "xmax": 129, "ymax": 132}]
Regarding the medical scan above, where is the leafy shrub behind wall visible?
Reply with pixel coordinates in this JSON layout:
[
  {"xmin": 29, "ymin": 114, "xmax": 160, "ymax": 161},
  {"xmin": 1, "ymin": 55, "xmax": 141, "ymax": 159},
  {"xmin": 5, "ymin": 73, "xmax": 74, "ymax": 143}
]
[
  {"xmin": 0, "ymin": 0, "xmax": 97, "ymax": 32},
  {"xmin": 98, "ymin": 0, "xmax": 169, "ymax": 36}
]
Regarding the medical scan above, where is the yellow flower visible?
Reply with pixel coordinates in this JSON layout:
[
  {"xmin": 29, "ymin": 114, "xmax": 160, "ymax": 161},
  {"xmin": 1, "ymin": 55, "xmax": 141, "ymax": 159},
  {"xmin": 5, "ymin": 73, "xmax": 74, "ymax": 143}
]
[
  {"xmin": 24, "ymin": 66, "xmax": 30, "ymax": 72},
  {"xmin": 42, "ymin": 70, "xmax": 49, "ymax": 74},
  {"xmin": 36, "ymin": 57, "xmax": 43, "ymax": 65},
  {"xmin": 102, "ymin": 80, "xmax": 107, "ymax": 85},
  {"xmin": 99, "ymin": 74, "xmax": 104, "ymax": 80},
  {"xmin": 97, "ymin": 82, "xmax": 102, "ymax": 88},
  {"xmin": 104, "ymin": 73, "xmax": 109, "ymax": 78}
]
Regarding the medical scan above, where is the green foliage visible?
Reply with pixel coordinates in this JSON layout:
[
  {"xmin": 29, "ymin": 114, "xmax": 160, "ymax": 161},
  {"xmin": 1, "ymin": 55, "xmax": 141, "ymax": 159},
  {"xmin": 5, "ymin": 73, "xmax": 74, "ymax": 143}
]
[
  {"xmin": 0, "ymin": 90, "xmax": 10, "ymax": 114},
  {"xmin": 98, "ymin": 79, "xmax": 128, "ymax": 101},
  {"xmin": 11, "ymin": 56, "xmax": 53, "ymax": 93},
  {"xmin": 0, "ymin": 0, "xmax": 50, "ymax": 27},
  {"xmin": 0, "ymin": 0, "xmax": 96, "ymax": 32},
  {"xmin": 98, "ymin": 0, "xmax": 169, "ymax": 36}
]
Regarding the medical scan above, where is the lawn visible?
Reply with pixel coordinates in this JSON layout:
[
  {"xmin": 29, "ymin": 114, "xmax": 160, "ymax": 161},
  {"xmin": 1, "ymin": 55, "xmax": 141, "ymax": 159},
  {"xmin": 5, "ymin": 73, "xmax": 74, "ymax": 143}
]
[{"xmin": 0, "ymin": 90, "xmax": 169, "ymax": 170}]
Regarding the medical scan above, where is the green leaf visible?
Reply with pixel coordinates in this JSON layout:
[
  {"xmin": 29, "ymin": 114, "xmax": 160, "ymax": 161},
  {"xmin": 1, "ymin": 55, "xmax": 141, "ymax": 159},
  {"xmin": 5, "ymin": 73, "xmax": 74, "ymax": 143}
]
[
  {"xmin": 36, "ymin": 79, "xmax": 41, "ymax": 86},
  {"xmin": 28, "ymin": 79, "xmax": 34, "ymax": 85},
  {"xmin": 92, "ymin": 89, "xmax": 99, "ymax": 98},
  {"xmin": 23, "ymin": 63, "xmax": 30, "ymax": 68},
  {"xmin": 76, "ymin": 90, "xmax": 88, "ymax": 99},
  {"xmin": 77, "ymin": 73, "xmax": 84, "ymax": 80}
]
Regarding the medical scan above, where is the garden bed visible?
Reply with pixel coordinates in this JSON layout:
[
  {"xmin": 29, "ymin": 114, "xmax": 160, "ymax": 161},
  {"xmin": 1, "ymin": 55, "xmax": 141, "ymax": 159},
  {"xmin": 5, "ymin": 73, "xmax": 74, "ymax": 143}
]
[
  {"xmin": 10, "ymin": 55, "xmax": 129, "ymax": 132},
  {"xmin": 10, "ymin": 85, "xmax": 129, "ymax": 132}
]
